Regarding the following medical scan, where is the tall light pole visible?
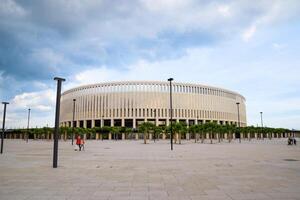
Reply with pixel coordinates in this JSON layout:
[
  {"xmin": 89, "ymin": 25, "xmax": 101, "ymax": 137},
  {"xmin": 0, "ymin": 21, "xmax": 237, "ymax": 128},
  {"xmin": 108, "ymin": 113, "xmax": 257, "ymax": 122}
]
[
  {"xmin": 26, "ymin": 108, "xmax": 31, "ymax": 143},
  {"xmin": 260, "ymin": 111, "xmax": 264, "ymax": 139},
  {"xmin": 71, "ymin": 99, "xmax": 76, "ymax": 145},
  {"xmin": 101, "ymin": 115, "xmax": 104, "ymax": 141},
  {"xmin": 53, "ymin": 77, "xmax": 65, "ymax": 168},
  {"xmin": 168, "ymin": 78, "xmax": 174, "ymax": 150},
  {"xmin": 1, "ymin": 102, "xmax": 9, "ymax": 154},
  {"xmin": 236, "ymin": 102, "xmax": 241, "ymax": 143},
  {"xmin": 153, "ymin": 109, "xmax": 156, "ymax": 142}
]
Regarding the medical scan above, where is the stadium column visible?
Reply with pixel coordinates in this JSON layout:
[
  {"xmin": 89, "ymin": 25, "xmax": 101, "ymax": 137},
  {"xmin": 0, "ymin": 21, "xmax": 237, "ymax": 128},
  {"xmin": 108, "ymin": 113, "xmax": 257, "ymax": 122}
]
[
  {"xmin": 185, "ymin": 119, "xmax": 190, "ymax": 140},
  {"xmin": 101, "ymin": 117, "xmax": 104, "ymax": 128},
  {"xmin": 121, "ymin": 118, "xmax": 125, "ymax": 127},
  {"xmin": 83, "ymin": 120, "xmax": 87, "ymax": 140},
  {"xmin": 155, "ymin": 109, "xmax": 158, "ymax": 126},
  {"xmin": 111, "ymin": 119, "xmax": 114, "ymax": 127},
  {"xmin": 109, "ymin": 119, "xmax": 113, "ymax": 140},
  {"xmin": 216, "ymin": 121, "xmax": 220, "ymax": 140},
  {"xmin": 133, "ymin": 118, "xmax": 136, "ymax": 129},
  {"xmin": 92, "ymin": 120, "xmax": 95, "ymax": 128}
]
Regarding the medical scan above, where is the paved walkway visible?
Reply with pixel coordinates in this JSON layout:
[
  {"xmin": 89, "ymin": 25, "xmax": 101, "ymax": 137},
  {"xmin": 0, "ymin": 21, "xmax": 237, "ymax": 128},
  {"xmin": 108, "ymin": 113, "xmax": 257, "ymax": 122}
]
[{"xmin": 0, "ymin": 139, "xmax": 300, "ymax": 200}]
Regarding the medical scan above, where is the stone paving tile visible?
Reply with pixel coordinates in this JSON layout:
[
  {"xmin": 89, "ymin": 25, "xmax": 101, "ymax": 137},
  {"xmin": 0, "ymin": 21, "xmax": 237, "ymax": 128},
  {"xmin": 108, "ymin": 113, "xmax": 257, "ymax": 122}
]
[
  {"xmin": 228, "ymin": 193, "xmax": 271, "ymax": 200},
  {"xmin": 0, "ymin": 139, "xmax": 300, "ymax": 200}
]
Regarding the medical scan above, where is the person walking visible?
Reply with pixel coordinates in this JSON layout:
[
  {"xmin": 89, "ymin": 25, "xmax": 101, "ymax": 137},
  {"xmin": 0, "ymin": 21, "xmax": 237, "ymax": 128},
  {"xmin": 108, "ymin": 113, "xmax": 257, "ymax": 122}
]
[
  {"xmin": 80, "ymin": 137, "xmax": 85, "ymax": 151},
  {"xmin": 76, "ymin": 135, "xmax": 82, "ymax": 151}
]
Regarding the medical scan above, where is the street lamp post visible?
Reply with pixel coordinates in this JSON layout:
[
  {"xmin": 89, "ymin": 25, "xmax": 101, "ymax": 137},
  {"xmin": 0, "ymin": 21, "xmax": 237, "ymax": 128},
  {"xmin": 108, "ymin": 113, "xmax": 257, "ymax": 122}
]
[
  {"xmin": 101, "ymin": 115, "xmax": 104, "ymax": 141},
  {"xmin": 71, "ymin": 99, "xmax": 76, "ymax": 145},
  {"xmin": 168, "ymin": 78, "xmax": 174, "ymax": 151},
  {"xmin": 53, "ymin": 77, "xmax": 65, "ymax": 168},
  {"xmin": 153, "ymin": 109, "xmax": 156, "ymax": 142},
  {"xmin": 236, "ymin": 102, "xmax": 241, "ymax": 143},
  {"xmin": 260, "ymin": 112, "xmax": 264, "ymax": 140},
  {"xmin": 26, "ymin": 108, "xmax": 31, "ymax": 143},
  {"xmin": 195, "ymin": 115, "xmax": 199, "ymax": 141},
  {"xmin": 1, "ymin": 102, "xmax": 9, "ymax": 154}
]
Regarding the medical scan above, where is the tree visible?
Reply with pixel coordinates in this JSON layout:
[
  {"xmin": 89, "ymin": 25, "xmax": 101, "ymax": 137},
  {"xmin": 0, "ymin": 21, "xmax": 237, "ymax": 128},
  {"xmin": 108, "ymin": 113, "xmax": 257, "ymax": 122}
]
[
  {"xmin": 93, "ymin": 127, "xmax": 101, "ymax": 140},
  {"xmin": 198, "ymin": 124, "xmax": 205, "ymax": 143},
  {"xmin": 160, "ymin": 125, "xmax": 167, "ymax": 139},
  {"xmin": 203, "ymin": 122, "xmax": 216, "ymax": 144},
  {"xmin": 125, "ymin": 127, "xmax": 132, "ymax": 140},
  {"xmin": 218, "ymin": 125, "xmax": 227, "ymax": 143},
  {"xmin": 189, "ymin": 125, "xmax": 197, "ymax": 143},
  {"xmin": 111, "ymin": 126, "xmax": 121, "ymax": 140},
  {"xmin": 139, "ymin": 122, "xmax": 154, "ymax": 144},
  {"xmin": 101, "ymin": 126, "xmax": 112, "ymax": 140},
  {"xmin": 42, "ymin": 127, "xmax": 52, "ymax": 140},
  {"xmin": 228, "ymin": 124, "xmax": 237, "ymax": 143},
  {"xmin": 87, "ymin": 128, "xmax": 96, "ymax": 139},
  {"xmin": 153, "ymin": 126, "xmax": 162, "ymax": 142},
  {"xmin": 173, "ymin": 122, "xmax": 183, "ymax": 144}
]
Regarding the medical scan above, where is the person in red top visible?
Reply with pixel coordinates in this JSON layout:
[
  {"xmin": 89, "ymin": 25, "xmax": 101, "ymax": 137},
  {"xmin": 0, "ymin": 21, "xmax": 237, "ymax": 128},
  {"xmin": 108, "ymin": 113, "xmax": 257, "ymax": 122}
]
[{"xmin": 76, "ymin": 135, "xmax": 81, "ymax": 151}]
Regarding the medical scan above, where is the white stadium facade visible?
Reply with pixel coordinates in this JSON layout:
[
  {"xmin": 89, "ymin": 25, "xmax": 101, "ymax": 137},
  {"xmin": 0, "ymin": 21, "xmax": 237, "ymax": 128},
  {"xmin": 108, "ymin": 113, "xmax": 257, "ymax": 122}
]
[{"xmin": 60, "ymin": 81, "xmax": 247, "ymax": 129}]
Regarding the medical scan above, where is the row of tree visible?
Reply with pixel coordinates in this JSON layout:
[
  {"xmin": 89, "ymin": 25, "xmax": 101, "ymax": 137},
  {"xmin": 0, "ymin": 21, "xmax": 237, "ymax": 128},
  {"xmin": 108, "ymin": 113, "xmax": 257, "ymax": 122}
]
[{"xmin": 6, "ymin": 122, "xmax": 291, "ymax": 144}]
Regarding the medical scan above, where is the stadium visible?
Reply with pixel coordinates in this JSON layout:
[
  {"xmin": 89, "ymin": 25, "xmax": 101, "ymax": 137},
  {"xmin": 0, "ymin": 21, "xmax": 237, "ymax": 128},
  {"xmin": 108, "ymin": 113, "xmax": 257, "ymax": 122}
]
[{"xmin": 60, "ymin": 81, "xmax": 247, "ymax": 130}]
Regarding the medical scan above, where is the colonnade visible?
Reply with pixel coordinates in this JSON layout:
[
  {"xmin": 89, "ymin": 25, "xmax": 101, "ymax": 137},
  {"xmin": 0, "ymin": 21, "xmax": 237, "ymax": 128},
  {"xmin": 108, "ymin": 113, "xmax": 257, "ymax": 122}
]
[
  {"xmin": 61, "ymin": 118, "xmax": 246, "ymax": 129},
  {"xmin": 4, "ymin": 131, "xmax": 295, "ymax": 140}
]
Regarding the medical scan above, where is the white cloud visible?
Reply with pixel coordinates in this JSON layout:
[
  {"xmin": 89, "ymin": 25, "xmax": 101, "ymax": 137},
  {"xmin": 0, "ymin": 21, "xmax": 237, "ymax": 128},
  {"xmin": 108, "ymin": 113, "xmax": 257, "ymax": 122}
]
[
  {"xmin": 240, "ymin": 1, "xmax": 300, "ymax": 42},
  {"xmin": 1, "ymin": 0, "xmax": 300, "ymax": 130},
  {"xmin": 0, "ymin": 89, "xmax": 56, "ymax": 128},
  {"xmin": 242, "ymin": 24, "xmax": 257, "ymax": 42},
  {"xmin": 63, "ymin": 39, "xmax": 300, "ymax": 129},
  {"xmin": 272, "ymin": 42, "xmax": 286, "ymax": 51},
  {"xmin": 11, "ymin": 89, "xmax": 55, "ymax": 111},
  {"xmin": 0, "ymin": 0, "xmax": 27, "ymax": 17},
  {"xmin": 29, "ymin": 48, "xmax": 66, "ymax": 73},
  {"xmin": 217, "ymin": 5, "xmax": 231, "ymax": 17}
]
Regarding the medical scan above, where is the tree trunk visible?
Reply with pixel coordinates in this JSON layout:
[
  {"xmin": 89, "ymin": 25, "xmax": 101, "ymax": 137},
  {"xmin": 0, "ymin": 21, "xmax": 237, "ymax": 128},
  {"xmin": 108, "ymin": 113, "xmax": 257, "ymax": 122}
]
[
  {"xmin": 144, "ymin": 133, "xmax": 147, "ymax": 144},
  {"xmin": 64, "ymin": 131, "xmax": 67, "ymax": 141},
  {"xmin": 179, "ymin": 133, "xmax": 181, "ymax": 144}
]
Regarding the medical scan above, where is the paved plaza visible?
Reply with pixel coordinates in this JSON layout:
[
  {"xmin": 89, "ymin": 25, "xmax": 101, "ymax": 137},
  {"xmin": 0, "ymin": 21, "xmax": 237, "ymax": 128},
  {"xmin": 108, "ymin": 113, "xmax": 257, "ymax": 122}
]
[{"xmin": 0, "ymin": 138, "xmax": 300, "ymax": 200}]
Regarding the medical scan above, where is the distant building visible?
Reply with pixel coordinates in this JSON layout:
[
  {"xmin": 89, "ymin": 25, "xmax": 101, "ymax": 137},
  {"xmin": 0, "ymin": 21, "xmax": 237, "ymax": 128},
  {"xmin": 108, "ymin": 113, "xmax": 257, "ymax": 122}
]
[{"xmin": 60, "ymin": 81, "xmax": 247, "ymax": 128}]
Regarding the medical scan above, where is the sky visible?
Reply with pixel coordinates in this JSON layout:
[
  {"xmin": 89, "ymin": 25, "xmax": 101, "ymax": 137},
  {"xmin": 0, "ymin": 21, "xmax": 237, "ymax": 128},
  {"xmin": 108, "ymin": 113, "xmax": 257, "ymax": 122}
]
[{"xmin": 0, "ymin": 0, "xmax": 300, "ymax": 129}]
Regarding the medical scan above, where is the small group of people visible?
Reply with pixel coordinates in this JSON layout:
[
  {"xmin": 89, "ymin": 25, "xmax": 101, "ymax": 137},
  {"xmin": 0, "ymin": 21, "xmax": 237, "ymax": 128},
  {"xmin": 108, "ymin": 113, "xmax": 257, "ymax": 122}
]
[
  {"xmin": 75, "ymin": 135, "xmax": 85, "ymax": 151},
  {"xmin": 288, "ymin": 137, "xmax": 297, "ymax": 145}
]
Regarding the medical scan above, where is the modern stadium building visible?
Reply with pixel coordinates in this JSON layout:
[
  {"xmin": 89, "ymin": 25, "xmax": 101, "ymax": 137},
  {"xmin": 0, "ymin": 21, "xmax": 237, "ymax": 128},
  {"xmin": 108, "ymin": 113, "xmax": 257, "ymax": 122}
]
[{"xmin": 60, "ymin": 81, "xmax": 247, "ymax": 129}]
